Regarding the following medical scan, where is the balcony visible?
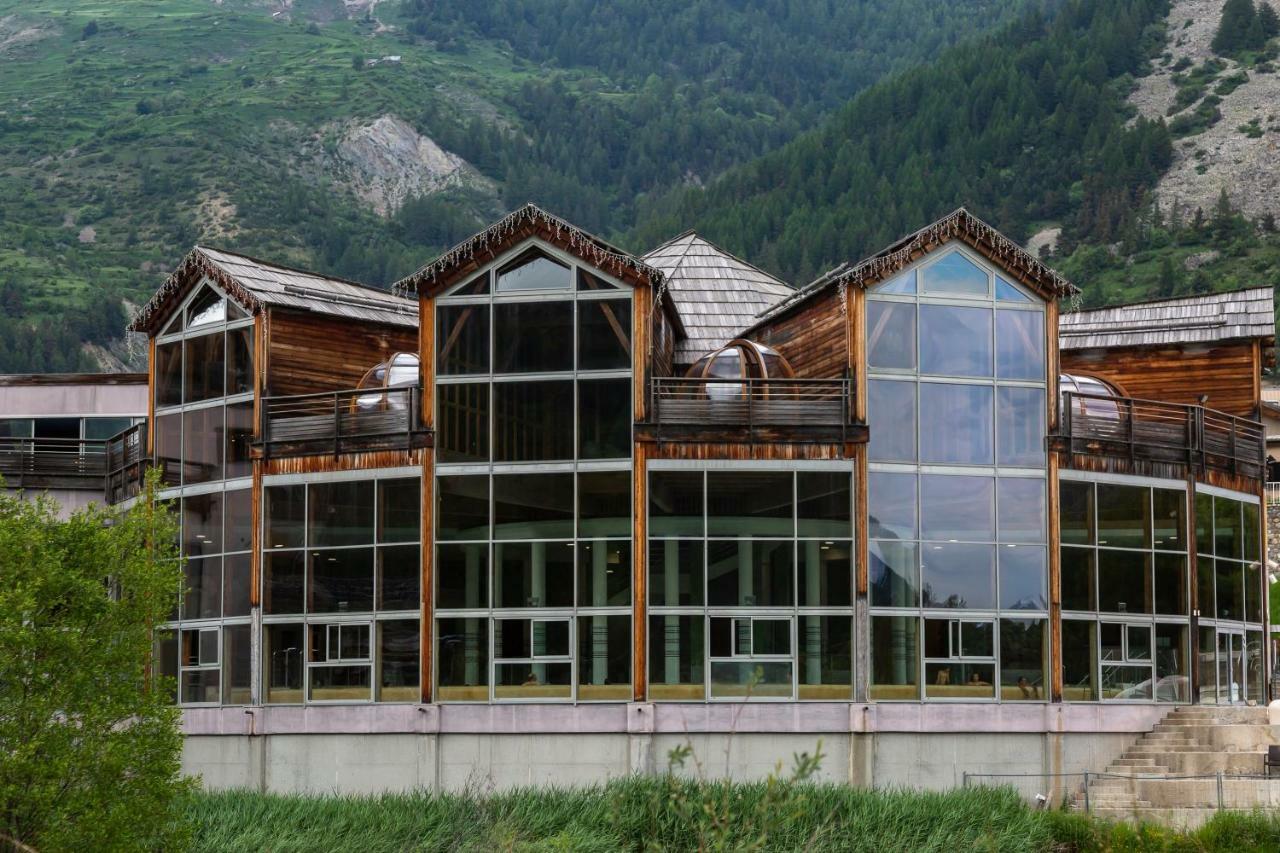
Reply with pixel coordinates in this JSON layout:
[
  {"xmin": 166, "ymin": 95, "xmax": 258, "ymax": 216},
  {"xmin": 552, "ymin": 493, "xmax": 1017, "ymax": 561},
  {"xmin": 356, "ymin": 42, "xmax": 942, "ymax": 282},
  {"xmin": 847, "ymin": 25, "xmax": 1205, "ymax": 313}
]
[
  {"xmin": 1056, "ymin": 391, "xmax": 1264, "ymax": 481},
  {"xmin": 260, "ymin": 385, "xmax": 430, "ymax": 459},
  {"xmin": 0, "ymin": 436, "xmax": 108, "ymax": 490},
  {"xmin": 105, "ymin": 421, "xmax": 150, "ymax": 504},
  {"xmin": 648, "ymin": 377, "xmax": 861, "ymax": 442}
]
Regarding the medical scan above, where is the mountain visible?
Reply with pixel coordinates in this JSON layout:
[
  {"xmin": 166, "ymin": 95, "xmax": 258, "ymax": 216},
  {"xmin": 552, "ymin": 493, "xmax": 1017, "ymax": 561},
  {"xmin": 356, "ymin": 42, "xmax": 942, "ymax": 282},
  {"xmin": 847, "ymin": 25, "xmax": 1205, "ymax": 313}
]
[
  {"xmin": 627, "ymin": 0, "xmax": 1280, "ymax": 312},
  {"xmin": 0, "ymin": 0, "xmax": 1044, "ymax": 372}
]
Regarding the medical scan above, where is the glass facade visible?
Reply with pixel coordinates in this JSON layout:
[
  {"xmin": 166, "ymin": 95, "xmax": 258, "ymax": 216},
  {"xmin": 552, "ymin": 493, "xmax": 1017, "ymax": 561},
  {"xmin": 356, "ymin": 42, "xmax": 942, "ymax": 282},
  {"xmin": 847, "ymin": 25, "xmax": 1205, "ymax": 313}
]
[
  {"xmin": 867, "ymin": 251, "xmax": 1049, "ymax": 701},
  {"xmin": 1059, "ymin": 479, "xmax": 1192, "ymax": 702},
  {"xmin": 647, "ymin": 468, "xmax": 854, "ymax": 701},
  {"xmin": 1194, "ymin": 491, "xmax": 1266, "ymax": 705},
  {"xmin": 153, "ymin": 282, "xmax": 256, "ymax": 705},
  {"xmin": 261, "ymin": 476, "xmax": 422, "ymax": 703},
  {"xmin": 434, "ymin": 248, "xmax": 633, "ymax": 701}
]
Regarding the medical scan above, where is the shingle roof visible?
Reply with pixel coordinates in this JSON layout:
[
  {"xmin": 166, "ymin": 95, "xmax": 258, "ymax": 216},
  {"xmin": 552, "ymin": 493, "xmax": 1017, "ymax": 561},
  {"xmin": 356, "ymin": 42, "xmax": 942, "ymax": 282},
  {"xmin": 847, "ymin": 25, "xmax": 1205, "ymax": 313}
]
[
  {"xmin": 641, "ymin": 232, "xmax": 794, "ymax": 362},
  {"xmin": 129, "ymin": 246, "xmax": 418, "ymax": 334},
  {"xmin": 1059, "ymin": 286, "xmax": 1275, "ymax": 350}
]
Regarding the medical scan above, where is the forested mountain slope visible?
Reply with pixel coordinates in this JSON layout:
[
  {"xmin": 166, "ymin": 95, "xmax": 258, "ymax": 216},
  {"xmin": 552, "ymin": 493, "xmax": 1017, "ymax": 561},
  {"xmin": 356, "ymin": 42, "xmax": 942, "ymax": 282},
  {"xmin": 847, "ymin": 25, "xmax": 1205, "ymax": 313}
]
[
  {"xmin": 0, "ymin": 0, "xmax": 1041, "ymax": 371},
  {"xmin": 629, "ymin": 0, "xmax": 1280, "ymax": 313}
]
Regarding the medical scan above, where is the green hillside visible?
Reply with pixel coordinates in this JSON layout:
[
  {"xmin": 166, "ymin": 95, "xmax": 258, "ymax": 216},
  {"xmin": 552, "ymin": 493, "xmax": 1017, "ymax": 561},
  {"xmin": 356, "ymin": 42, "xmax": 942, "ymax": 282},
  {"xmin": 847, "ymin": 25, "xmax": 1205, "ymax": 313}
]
[{"xmin": 0, "ymin": 0, "xmax": 1043, "ymax": 372}]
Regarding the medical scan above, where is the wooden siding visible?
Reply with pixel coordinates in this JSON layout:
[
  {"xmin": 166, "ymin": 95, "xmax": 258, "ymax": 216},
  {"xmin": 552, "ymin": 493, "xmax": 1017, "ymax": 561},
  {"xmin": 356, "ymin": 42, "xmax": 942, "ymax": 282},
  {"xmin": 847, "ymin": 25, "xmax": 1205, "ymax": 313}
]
[
  {"xmin": 263, "ymin": 448, "xmax": 426, "ymax": 477},
  {"xmin": 266, "ymin": 308, "xmax": 418, "ymax": 397},
  {"xmin": 1054, "ymin": 449, "xmax": 1261, "ymax": 495},
  {"xmin": 753, "ymin": 288, "xmax": 847, "ymax": 379},
  {"xmin": 1061, "ymin": 341, "xmax": 1261, "ymax": 419},
  {"xmin": 640, "ymin": 439, "xmax": 853, "ymax": 461}
]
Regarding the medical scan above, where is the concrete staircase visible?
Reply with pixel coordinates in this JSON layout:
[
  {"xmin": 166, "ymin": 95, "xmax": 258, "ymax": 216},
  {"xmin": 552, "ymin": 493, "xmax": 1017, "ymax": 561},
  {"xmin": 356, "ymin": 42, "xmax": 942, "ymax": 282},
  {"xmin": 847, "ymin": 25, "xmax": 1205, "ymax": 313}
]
[{"xmin": 1076, "ymin": 706, "xmax": 1280, "ymax": 827}]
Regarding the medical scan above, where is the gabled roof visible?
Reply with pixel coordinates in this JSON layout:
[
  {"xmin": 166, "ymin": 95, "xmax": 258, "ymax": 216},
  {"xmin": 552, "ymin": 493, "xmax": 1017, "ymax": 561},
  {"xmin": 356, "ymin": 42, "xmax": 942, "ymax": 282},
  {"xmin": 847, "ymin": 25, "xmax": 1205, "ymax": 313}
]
[
  {"xmin": 129, "ymin": 247, "xmax": 418, "ymax": 334},
  {"xmin": 747, "ymin": 207, "xmax": 1078, "ymax": 332},
  {"xmin": 641, "ymin": 231, "xmax": 794, "ymax": 362},
  {"xmin": 1059, "ymin": 286, "xmax": 1276, "ymax": 350},
  {"xmin": 394, "ymin": 203, "xmax": 665, "ymax": 297}
]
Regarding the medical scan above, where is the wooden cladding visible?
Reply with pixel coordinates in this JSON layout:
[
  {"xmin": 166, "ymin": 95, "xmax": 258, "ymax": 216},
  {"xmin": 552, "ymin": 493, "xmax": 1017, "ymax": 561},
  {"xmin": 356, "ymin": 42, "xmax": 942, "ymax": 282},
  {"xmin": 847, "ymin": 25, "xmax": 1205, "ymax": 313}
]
[
  {"xmin": 266, "ymin": 309, "xmax": 418, "ymax": 397},
  {"xmin": 1061, "ymin": 342, "xmax": 1261, "ymax": 419},
  {"xmin": 753, "ymin": 288, "xmax": 848, "ymax": 380}
]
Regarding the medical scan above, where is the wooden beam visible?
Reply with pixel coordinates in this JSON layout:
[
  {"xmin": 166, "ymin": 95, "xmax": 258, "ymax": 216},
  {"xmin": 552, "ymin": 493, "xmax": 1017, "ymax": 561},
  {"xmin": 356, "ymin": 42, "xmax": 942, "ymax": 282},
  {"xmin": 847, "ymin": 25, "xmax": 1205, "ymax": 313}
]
[
  {"xmin": 633, "ymin": 441, "xmax": 648, "ymax": 701},
  {"xmin": 249, "ymin": 461, "xmax": 262, "ymax": 609},
  {"xmin": 633, "ymin": 286, "xmax": 651, "ymax": 423},
  {"xmin": 850, "ymin": 287, "xmax": 867, "ymax": 423},
  {"xmin": 146, "ymin": 337, "xmax": 156, "ymax": 456},
  {"xmin": 421, "ymin": 456, "xmax": 434, "ymax": 703},
  {"xmin": 421, "ymin": 295, "xmax": 436, "ymax": 430},
  {"xmin": 1046, "ymin": 298, "xmax": 1060, "ymax": 432},
  {"xmin": 1047, "ymin": 452, "xmax": 1062, "ymax": 702},
  {"xmin": 855, "ymin": 447, "xmax": 868, "ymax": 598}
]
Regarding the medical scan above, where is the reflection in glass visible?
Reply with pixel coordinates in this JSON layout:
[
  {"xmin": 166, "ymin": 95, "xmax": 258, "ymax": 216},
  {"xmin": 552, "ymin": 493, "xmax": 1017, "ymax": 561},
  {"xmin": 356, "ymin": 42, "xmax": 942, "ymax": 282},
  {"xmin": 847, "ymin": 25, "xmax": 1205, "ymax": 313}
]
[
  {"xmin": 578, "ymin": 299, "xmax": 632, "ymax": 370},
  {"xmin": 997, "ymin": 478, "xmax": 1046, "ymax": 543},
  {"xmin": 437, "ymin": 304, "xmax": 490, "ymax": 375},
  {"xmin": 578, "ymin": 378, "xmax": 630, "ymax": 459},
  {"xmin": 797, "ymin": 540, "xmax": 852, "ymax": 608},
  {"xmin": 378, "ymin": 545, "xmax": 420, "ymax": 611},
  {"xmin": 494, "ymin": 541, "xmax": 574, "ymax": 608},
  {"xmin": 706, "ymin": 471, "xmax": 793, "ymax": 537},
  {"xmin": 798, "ymin": 616, "xmax": 852, "ymax": 699},
  {"xmin": 1000, "ymin": 619, "xmax": 1045, "ymax": 700},
  {"xmin": 184, "ymin": 332, "xmax": 225, "ymax": 403},
  {"xmin": 437, "ymin": 543, "xmax": 489, "ymax": 610},
  {"xmin": 493, "ymin": 473, "xmax": 573, "ymax": 540},
  {"xmin": 921, "ymin": 543, "xmax": 995, "ymax": 609},
  {"xmin": 1060, "ymin": 547, "xmax": 1095, "ymax": 611},
  {"xmin": 1214, "ymin": 497, "xmax": 1242, "ymax": 560},
  {"xmin": 1062, "ymin": 619, "xmax": 1097, "ymax": 701},
  {"xmin": 437, "ymin": 383, "xmax": 489, "ymax": 463},
  {"xmin": 649, "ymin": 471, "xmax": 704, "ymax": 538},
  {"xmin": 919, "ymin": 305, "xmax": 992, "ymax": 377},
  {"xmin": 1153, "ymin": 553, "xmax": 1186, "ymax": 616},
  {"xmin": 577, "ymin": 540, "xmax": 631, "ymax": 607},
  {"xmin": 577, "ymin": 615, "xmax": 631, "ymax": 700},
  {"xmin": 921, "ymin": 251, "xmax": 989, "ymax": 296},
  {"xmin": 869, "ymin": 471, "xmax": 917, "ymax": 540},
  {"xmin": 706, "ymin": 540, "xmax": 794, "ymax": 607},
  {"xmin": 578, "ymin": 471, "xmax": 631, "ymax": 537},
  {"xmin": 999, "ymin": 546, "xmax": 1047, "ymax": 610},
  {"xmin": 920, "ymin": 474, "xmax": 994, "ymax": 541},
  {"xmin": 1059, "ymin": 480, "xmax": 1094, "ymax": 545},
  {"xmin": 496, "ymin": 250, "xmax": 571, "ymax": 292},
  {"xmin": 995, "ymin": 309, "xmax": 1045, "ymax": 380},
  {"xmin": 870, "ymin": 540, "xmax": 918, "ymax": 607},
  {"xmin": 868, "ymin": 379, "xmax": 916, "ymax": 462},
  {"xmin": 1096, "ymin": 484, "xmax": 1150, "ymax": 549},
  {"xmin": 867, "ymin": 300, "xmax": 915, "ymax": 369},
  {"xmin": 648, "ymin": 539, "xmax": 704, "ymax": 607},
  {"xmin": 309, "ymin": 548, "xmax": 374, "ymax": 613},
  {"xmin": 379, "ymin": 620, "xmax": 420, "ymax": 701},
  {"xmin": 797, "ymin": 471, "xmax": 852, "ymax": 537},
  {"xmin": 919, "ymin": 383, "xmax": 993, "ymax": 464},
  {"xmin": 436, "ymin": 617, "xmax": 489, "ymax": 701},
  {"xmin": 1152, "ymin": 489, "xmax": 1186, "ymax": 551},
  {"xmin": 308, "ymin": 480, "xmax": 375, "ymax": 547},
  {"xmin": 996, "ymin": 386, "xmax": 1045, "ymax": 466}
]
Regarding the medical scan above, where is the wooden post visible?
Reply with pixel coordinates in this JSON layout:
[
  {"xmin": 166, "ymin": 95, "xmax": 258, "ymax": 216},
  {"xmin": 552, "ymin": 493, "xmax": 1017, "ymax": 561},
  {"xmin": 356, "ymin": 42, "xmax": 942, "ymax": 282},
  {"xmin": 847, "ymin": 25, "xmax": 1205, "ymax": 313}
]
[
  {"xmin": 633, "ymin": 442, "xmax": 648, "ymax": 701},
  {"xmin": 1048, "ymin": 453, "xmax": 1062, "ymax": 703},
  {"xmin": 146, "ymin": 337, "xmax": 157, "ymax": 457}
]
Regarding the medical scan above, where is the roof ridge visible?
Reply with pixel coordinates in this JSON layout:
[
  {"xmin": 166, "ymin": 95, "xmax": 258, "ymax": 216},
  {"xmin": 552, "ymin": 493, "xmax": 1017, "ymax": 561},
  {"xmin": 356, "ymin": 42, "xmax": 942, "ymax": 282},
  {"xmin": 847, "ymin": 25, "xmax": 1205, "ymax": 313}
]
[{"xmin": 197, "ymin": 245, "xmax": 408, "ymax": 301}]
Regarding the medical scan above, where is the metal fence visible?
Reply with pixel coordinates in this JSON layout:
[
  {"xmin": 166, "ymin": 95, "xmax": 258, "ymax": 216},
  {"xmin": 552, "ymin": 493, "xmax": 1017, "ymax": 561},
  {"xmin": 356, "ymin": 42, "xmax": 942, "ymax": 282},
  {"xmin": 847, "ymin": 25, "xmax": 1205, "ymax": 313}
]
[{"xmin": 962, "ymin": 769, "xmax": 1280, "ymax": 813}]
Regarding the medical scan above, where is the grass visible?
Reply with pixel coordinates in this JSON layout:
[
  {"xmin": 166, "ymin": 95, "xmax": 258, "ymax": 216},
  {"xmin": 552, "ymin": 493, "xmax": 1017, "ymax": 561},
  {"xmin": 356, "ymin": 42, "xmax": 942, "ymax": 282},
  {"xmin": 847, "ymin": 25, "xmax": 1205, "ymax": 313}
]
[{"xmin": 185, "ymin": 783, "xmax": 1280, "ymax": 852}]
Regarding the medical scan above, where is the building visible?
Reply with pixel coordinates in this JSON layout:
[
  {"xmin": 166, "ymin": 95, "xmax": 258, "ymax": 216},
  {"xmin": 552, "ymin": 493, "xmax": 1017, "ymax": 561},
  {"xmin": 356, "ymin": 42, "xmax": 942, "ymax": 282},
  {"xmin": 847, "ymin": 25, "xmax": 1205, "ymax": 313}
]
[
  {"xmin": 92, "ymin": 205, "xmax": 1277, "ymax": 793},
  {"xmin": 0, "ymin": 372, "xmax": 147, "ymax": 516}
]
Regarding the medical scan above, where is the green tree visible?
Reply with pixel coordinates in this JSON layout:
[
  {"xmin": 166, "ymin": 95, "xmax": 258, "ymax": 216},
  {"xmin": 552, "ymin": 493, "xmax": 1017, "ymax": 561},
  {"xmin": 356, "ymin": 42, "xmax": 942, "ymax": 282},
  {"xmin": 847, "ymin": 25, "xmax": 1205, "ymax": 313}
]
[
  {"xmin": 1212, "ymin": 0, "xmax": 1263, "ymax": 55},
  {"xmin": 1260, "ymin": 2, "xmax": 1280, "ymax": 38},
  {"xmin": 0, "ymin": 472, "xmax": 192, "ymax": 852}
]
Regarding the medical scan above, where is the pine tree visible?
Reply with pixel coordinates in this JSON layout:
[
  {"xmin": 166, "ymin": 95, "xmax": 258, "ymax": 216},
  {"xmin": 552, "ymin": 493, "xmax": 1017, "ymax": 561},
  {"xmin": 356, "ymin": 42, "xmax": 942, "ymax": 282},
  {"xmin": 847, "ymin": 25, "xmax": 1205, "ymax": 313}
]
[
  {"xmin": 1213, "ymin": 0, "xmax": 1263, "ymax": 55},
  {"xmin": 1259, "ymin": 2, "xmax": 1280, "ymax": 38}
]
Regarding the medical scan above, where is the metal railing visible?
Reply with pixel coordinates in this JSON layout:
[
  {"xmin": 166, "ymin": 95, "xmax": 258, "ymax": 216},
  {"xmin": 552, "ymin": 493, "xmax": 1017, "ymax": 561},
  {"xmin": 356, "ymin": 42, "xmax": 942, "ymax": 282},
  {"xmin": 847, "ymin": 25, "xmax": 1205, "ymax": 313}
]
[
  {"xmin": 1059, "ymin": 391, "xmax": 1265, "ymax": 479},
  {"xmin": 261, "ymin": 385, "xmax": 424, "ymax": 457},
  {"xmin": 0, "ymin": 436, "xmax": 108, "ymax": 483},
  {"xmin": 651, "ymin": 376, "xmax": 853, "ymax": 429},
  {"xmin": 105, "ymin": 421, "xmax": 149, "ymax": 504},
  {"xmin": 964, "ymin": 769, "xmax": 1280, "ymax": 813},
  {"xmin": 1265, "ymin": 481, "xmax": 1280, "ymax": 506}
]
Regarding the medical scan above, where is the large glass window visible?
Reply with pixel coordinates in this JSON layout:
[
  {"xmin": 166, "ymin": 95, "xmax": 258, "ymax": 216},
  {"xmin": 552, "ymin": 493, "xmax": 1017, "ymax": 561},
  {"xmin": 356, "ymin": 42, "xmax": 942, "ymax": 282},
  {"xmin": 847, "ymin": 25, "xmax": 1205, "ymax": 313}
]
[
  {"xmin": 648, "ymin": 467, "xmax": 853, "ymax": 701},
  {"xmin": 1195, "ymin": 491, "xmax": 1265, "ymax": 704},
  {"xmin": 1058, "ymin": 478, "xmax": 1192, "ymax": 703},
  {"xmin": 868, "ymin": 248, "xmax": 1047, "ymax": 702},
  {"xmin": 260, "ymin": 476, "xmax": 421, "ymax": 705}
]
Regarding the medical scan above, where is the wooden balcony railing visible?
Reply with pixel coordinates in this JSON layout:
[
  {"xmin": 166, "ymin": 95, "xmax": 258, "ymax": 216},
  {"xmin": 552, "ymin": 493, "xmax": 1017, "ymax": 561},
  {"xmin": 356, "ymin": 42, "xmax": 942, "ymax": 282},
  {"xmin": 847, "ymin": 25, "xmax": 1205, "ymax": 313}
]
[
  {"xmin": 0, "ymin": 436, "xmax": 108, "ymax": 487},
  {"xmin": 652, "ymin": 377, "xmax": 854, "ymax": 433},
  {"xmin": 1058, "ymin": 391, "xmax": 1264, "ymax": 479},
  {"xmin": 261, "ymin": 385, "xmax": 427, "ymax": 458},
  {"xmin": 105, "ymin": 421, "xmax": 149, "ymax": 504}
]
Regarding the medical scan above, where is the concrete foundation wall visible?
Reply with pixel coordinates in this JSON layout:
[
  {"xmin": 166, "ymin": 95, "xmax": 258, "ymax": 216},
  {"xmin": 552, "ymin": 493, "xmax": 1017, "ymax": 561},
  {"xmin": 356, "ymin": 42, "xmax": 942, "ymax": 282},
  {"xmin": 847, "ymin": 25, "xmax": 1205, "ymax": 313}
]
[{"xmin": 181, "ymin": 703, "xmax": 1166, "ymax": 797}]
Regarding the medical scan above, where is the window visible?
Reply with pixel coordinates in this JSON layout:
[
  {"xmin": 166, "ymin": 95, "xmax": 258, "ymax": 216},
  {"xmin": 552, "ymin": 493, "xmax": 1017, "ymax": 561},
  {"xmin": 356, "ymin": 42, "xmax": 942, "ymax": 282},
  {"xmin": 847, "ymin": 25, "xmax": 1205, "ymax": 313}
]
[
  {"xmin": 260, "ymin": 476, "xmax": 421, "ymax": 704},
  {"xmin": 868, "ymin": 247, "xmax": 1047, "ymax": 703},
  {"xmin": 434, "ymin": 245, "xmax": 633, "ymax": 703},
  {"xmin": 1195, "ymin": 491, "xmax": 1265, "ymax": 705},
  {"xmin": 647, "ymin": 467, "xmax": 854, "ymax": 701},
  {"xmin": 1058, "ymin": 478, "xmax": 1192, "ymax": 703}
]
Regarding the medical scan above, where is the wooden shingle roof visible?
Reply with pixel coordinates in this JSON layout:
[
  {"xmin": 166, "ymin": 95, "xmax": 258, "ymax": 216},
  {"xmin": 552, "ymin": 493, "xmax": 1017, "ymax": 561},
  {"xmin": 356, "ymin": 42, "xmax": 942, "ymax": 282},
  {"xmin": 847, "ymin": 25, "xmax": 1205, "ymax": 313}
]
[
  {"xmin": 1059, "ymin": 286, "xmax": 1276, "ymax": 350},
  {"xmin": 642, "ymin": 232, "xmax": 794, "ymax": 362},
  {"xmin": 129, "ymin": 246, "xmax": 418, "ymax": 334}
]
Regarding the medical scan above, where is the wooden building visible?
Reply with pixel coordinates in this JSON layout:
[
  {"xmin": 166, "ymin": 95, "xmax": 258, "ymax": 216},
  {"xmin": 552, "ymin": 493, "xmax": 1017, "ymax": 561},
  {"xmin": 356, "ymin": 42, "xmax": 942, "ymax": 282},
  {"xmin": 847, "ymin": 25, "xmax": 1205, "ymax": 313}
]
[{"xmin": 84, "ymin": 205, "xmax": 1275, "ymax": 789}]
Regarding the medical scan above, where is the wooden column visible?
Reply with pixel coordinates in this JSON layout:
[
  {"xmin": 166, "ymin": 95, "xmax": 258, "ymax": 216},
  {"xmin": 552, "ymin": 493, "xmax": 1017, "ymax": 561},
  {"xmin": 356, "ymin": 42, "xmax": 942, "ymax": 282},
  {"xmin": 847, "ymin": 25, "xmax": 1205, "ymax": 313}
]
[
  {"xmin": 850, "ymin": 285, "xmax": 870, "ymax": 702},
  {"xmin": 249, "ymin": 312, "xmax": 266, "ymax": 609},
  {"xmin": 1046, "ymin": 299, "xmax": 1060, "ymax": 432},
  {"xmin": 420, "ymin": 292, "xmax": 436, "ymax": 703},
  {"xmin": 146, "ymin": 337, "xmax": 157, "ymax": 456},
  {"xmin": 1047, "ymin": 453, "xmax": 1062, "ymax": 703},
  {"xmin": 633, "ymin": 442, "xmax": 648, "ymax": 701}
]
